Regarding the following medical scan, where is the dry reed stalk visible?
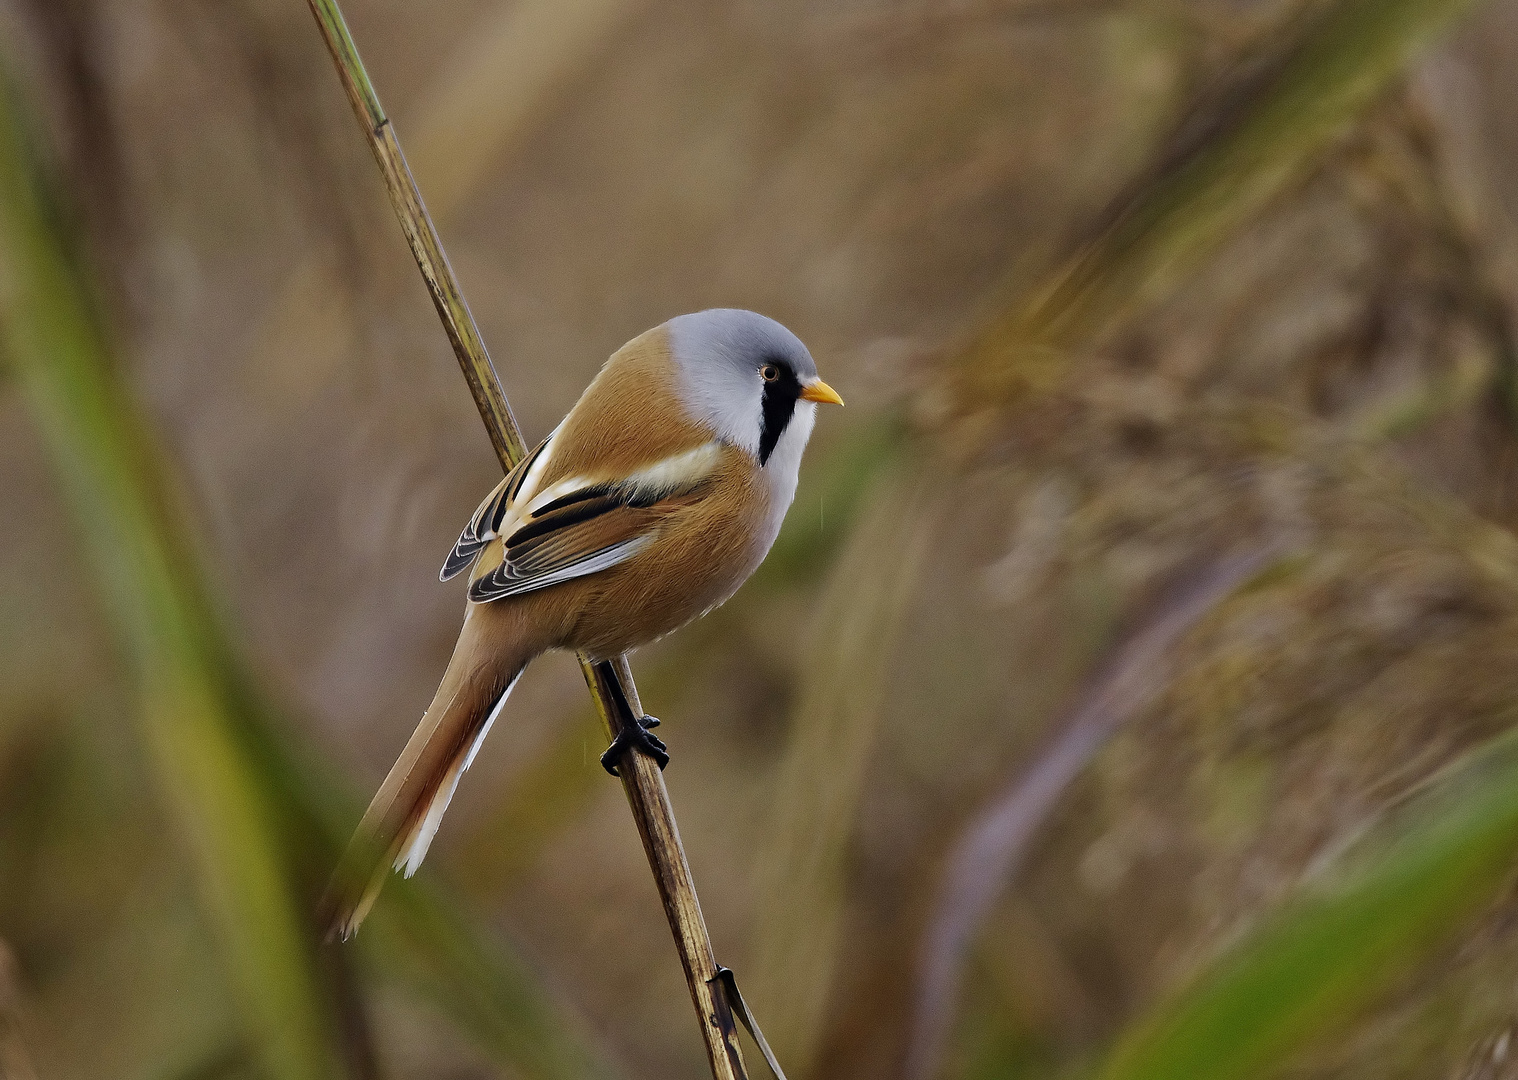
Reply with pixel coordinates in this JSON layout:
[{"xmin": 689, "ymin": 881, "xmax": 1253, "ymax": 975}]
[{"xmin": 304, "ymin": 2, "xmax": 751, "ymax": 1076}]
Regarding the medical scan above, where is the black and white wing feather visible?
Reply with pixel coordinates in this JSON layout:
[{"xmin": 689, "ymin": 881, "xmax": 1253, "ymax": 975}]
[
  {"xmin": 443, "ymin": 440, "xmax": 724, "ymax": 604},
  {"xmin": 440, "ymin": 433, "xmax": 554, "ymax": 581}
]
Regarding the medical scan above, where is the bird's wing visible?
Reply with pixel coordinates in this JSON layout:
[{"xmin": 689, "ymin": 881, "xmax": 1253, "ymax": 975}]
[
  {"xmin": 440, "ymin": 432, "xmax": 555, "ymax": 581},
  {"xmin": 466, "ymin": 441, "xmax": 724, "ymax": 603}
]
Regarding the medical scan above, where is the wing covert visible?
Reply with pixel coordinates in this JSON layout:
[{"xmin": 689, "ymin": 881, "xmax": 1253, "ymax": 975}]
[{"xmin": 463, "ymin": 440, "xmax": 724, "ymax": 604}]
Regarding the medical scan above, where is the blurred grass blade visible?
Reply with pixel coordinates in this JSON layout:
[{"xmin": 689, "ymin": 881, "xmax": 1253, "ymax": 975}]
[
  {"xmin": 0, "ymin": 53, "xmax": 616, "ymax": 1080},
  {"xmin": 906, "ymin": 550, "xmax": 1274, "ymax": 1080},
  {"xmin": 748, "ymin": 461, "xmax": 937, "ymax": 1068},
  {"xmin": 363, "ymin": 878, "xmax": 620, "ymax": 1079},
  {"xmin": 756, "ymin": 0, "xmax": 1483, "ymax": 1066},
  {"xmin": 0, "ymin": 66, "xmax": 345, "ymax": 1080},
  {"xmin": 961, "ymin": 0, "xmax": 1479, "ymax": 405},
  {"xmin": 0, "ymin": 939, "xmax": 37, "ymax": 1080},
  {"xmin": 1097, "ymin": 723, "xmax": 1518, "ymax": 1080},
  {"xmin": 221, "ymin": 666, "xmax": 623, "ymax": 1080}
]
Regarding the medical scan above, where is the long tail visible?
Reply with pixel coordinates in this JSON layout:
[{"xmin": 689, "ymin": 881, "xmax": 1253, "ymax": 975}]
[{"xmin": 323, "ymin": 603, "xmax": 535, "ymax": 939}]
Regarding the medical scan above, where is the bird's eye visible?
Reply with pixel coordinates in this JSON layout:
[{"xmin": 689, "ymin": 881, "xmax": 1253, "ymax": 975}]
[{"xmin": 760, "ymin": 364, "xmax": 781, "ymax": 383}]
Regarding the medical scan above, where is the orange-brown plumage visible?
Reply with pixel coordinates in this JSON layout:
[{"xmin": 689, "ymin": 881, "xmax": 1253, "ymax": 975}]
[{"xmin": 325, "ymin": 310, "xmax": 841, "ymax": 939}]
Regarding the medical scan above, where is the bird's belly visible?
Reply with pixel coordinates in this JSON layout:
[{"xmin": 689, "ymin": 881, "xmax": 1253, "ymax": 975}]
[{"xmin": 561, "ymin": 494, "xmax": 776, "ymax": 659}]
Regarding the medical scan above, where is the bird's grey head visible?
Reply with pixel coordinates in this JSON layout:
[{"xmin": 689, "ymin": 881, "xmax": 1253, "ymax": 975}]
[{"xmin": 665, "ymin": 309, "xmax": 828, "ymax": 466}]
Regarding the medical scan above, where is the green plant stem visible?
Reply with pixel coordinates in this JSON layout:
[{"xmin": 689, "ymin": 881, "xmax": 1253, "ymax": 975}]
[
  {"xmin": 1098, "ymin": 725, "xmax": 1518, "ymax": 1080},
  {"xmin": 0, "ymin": 67, "xmax": 344, "ymax": 1080},
  {"xmin": 304, "ymin": 3, "xmax": 749, "ymax": 1076}
]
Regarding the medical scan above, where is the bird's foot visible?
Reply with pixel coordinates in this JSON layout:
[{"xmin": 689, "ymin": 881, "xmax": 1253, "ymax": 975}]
[{"xmin": 600, "ymin": 714, "xmax": 668, "ymax": 776}]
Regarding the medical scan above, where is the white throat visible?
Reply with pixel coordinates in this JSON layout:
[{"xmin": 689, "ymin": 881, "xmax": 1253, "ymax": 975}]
[{"xmin": 759, "ymin": 400, "xmax": 815, "ymax": 542}]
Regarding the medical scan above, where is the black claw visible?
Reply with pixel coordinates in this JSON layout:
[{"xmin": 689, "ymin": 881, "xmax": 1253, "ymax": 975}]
[
  {"xmin": 640, "ymin": 715, "xmax": 667, "ymax": 753},
  {"xmin": 601, "ymin": 714, "xmax": 670, "ymax": 776}
]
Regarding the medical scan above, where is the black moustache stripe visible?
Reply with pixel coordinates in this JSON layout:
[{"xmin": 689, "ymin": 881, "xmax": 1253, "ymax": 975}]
[{"xmin": 758, "ymin": 364, "xmax": 802, "ymax": 466}]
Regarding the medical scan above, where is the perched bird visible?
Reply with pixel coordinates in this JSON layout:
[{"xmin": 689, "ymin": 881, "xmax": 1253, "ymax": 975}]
[{"xmin": 325, "ymin": 309, "xmax": 843, "ymax": 938}]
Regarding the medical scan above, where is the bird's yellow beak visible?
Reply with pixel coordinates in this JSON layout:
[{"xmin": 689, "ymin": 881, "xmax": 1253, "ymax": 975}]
[{"xmin": 800, "ymin": 379, "xmax": 844, "ymax": 406}]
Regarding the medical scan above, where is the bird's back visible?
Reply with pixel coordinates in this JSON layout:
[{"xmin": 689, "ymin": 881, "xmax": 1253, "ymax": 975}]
[{"xmin": 540, "ymin": 326, "xmax": 716, "ymax": 487}]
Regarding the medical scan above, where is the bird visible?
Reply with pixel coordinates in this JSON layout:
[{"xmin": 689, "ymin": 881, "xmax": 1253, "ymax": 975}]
[{"xmin": 324, "ymin": 309, "xmax": 843, "ymax": 939}]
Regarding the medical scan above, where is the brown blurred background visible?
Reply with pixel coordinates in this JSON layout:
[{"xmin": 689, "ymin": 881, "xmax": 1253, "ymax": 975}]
[{"xmin": 7, "ymin": 0, "xmax": 1518, "ymax": 1078}]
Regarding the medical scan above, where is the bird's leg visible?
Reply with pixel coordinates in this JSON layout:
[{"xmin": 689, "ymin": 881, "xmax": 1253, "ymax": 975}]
[{"xmin": 596, "ymin": 661, "xmax": 669, "ymax": 776}]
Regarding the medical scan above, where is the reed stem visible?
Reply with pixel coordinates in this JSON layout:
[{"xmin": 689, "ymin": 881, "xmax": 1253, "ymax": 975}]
[{"xmin": 304, "ymin": 3, "xmax": 748, "ymax": 1076}]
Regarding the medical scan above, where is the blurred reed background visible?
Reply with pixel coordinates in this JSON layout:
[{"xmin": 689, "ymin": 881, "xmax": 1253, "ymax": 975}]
[{"xmin": 6, "ymin": 0, "xmax": 1518, "ymax": 1078}]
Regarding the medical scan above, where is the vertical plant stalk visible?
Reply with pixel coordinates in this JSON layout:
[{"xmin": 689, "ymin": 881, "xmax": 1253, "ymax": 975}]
[
  {"xmin": 746, "ymin": 465, "xmax": 935, "ymax": 1069},
  {"xmin": 0, "ymin": 67, "xmax": 345, "ymax": 1080},
  {"xmin": 304, "ymin": 4, "xmax": 748, "ymax": 1077}
]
